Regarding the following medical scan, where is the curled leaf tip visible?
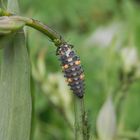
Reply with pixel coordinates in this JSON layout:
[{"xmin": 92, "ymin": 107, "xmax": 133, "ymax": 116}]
[{"xmin": 0, "ymin": 16, "xmax": 26, "ymax": 35}]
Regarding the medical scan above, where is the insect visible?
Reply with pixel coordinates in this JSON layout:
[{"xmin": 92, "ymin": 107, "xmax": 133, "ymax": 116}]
[{"xmin": 56, "ymin": 43, "xmax": 85, "ymax": 98}]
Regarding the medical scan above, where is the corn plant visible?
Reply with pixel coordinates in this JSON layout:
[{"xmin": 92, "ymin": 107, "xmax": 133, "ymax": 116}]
[{"xmin": 0, "ymin": 0, "xmax": 89, "ymax": 140}]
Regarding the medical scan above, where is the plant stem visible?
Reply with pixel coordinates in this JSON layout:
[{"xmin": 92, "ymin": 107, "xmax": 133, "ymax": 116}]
[
  {"xmin": 74, "ymin": 96, "xmax": 89, "ymax": 140},
  {"xmin": 27, "ymin": 19, "xmax": 65, "ymax": 46},
  {"xmin": 0, "ymin": 8, "xmax": 65, "ymax": 46}
]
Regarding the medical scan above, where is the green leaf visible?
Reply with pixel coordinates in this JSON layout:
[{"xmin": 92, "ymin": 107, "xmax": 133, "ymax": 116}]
[
  {"xmin": 0, "ymin": 31, "xmax": 32, "ymax": 140},
  {"xmin": 0, "ymin": 0, "xmax": 32, "ymax": 140}
]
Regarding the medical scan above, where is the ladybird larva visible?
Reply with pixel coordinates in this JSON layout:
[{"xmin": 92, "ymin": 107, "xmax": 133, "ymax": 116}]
[{"xmin": 56, "ymin": 43, "xmax": 85, "ymax": 98}]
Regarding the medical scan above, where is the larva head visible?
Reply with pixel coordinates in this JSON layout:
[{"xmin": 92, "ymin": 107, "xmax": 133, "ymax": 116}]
[{"xmin": 56, "ymin": 43, "xmax": 73, "ymax": 56}]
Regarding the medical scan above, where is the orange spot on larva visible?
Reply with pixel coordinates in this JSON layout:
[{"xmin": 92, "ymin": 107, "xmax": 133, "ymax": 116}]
[
  {"xmin": 67, "ymin": 78, "xmax": 72, "ymax": 83},
  {"xmin": 80, "ymin": 74, "xmax": 84, "ymax": 80},
  {"xmin": 62, "ymin": 64, "xmax": 69, "ymax": 69},
  {"xmin": 75, "ymin": 60, "xmax": 81, "ymax": 65}
]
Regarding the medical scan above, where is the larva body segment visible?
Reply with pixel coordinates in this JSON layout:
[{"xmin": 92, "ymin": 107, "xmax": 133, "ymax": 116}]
[{"xmin": 56, "ymin": 43, "xmax": 85, "ymax": 98}]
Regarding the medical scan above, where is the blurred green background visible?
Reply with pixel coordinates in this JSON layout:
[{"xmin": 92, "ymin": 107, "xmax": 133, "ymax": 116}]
[{"xmin": 6, "ymin": 0, "xmax": 140, "ymax": 139}]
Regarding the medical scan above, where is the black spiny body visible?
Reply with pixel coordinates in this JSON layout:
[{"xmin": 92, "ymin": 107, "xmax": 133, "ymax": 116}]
[{"xmin": 56, "ymin": 43, "xmax": 85, "ymax": 98}]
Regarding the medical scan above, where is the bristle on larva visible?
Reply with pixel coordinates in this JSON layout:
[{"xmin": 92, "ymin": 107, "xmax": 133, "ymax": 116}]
[{"xmin": 56, "ymin": 43, "xmax": 85, "ymax": 98}]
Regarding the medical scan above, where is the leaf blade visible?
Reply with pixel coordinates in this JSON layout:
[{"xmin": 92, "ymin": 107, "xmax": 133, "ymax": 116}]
[
  {"xmin": 0, "ymin": 30, "xmax": 32, "ymax": 140},
  {"xmin": 0, "ymin": 0, "xmax": 32, "ymax": 140}
]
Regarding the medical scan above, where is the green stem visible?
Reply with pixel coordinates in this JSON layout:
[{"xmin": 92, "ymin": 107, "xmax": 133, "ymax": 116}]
[
  {"xmin": 0, "ymin": 8, "xmax": 65, "ymax": 46},
  {"xmin": 27, "ymin": 19, "xmax": 65, "ymax": 46},
  {"xmin": 74, "ymin": 96, "xmax": 89, "ymax": 140}
]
